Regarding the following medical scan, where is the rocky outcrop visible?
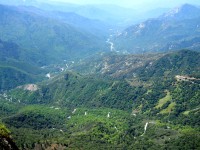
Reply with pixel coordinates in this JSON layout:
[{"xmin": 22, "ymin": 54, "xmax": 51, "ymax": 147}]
[{"xmin": 0, "ymin": 136, "xmax": 19, "ymax": 150}]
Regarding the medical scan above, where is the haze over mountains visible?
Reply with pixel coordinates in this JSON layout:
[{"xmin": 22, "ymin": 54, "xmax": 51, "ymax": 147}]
[
  {"xmin": 0, "ymin": 0, "xmax": 171, "ymax": 26},
  {"xmin": 0, "ymin": 4, "xmax": 109, "ymax": 65},
  {"xmin": 1, "ymin": 2, "xmax": 200, "ymax": 65},
  {"xmin": 0, "ymin": 0, "xmax": 200, "ymax": 149},
  {"xmin": 113, "ymin": 4, "xmax": 200, "ymax": 53}
]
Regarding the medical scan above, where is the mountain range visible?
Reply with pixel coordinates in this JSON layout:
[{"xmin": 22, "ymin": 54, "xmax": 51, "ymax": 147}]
[
  {"xmin": 0, "ymin": 4, "xmax": 109, "ymax": 66},
  {"xmin": 0, "ymin": 1, "xmax": 199, "ymax": 150},
  {"xmin": 0, "ymin": 0, "xmax": 170, "ymax": 27},
  {"xmin": 113, "ymin": 4, "xmax": 200, "ymax": 53}
]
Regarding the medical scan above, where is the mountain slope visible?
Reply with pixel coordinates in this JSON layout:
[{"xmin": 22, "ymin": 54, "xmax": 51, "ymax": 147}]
[
  {"xmin": 49, "ymin": 11, "xmax": 111, "ymax": 37},
  {"xmin": 0, "ymin": 4, "xmax": 108, "ymax": 65},
  {"xmin": 68, "ymin": 52, "xmax": 164, "ymax": 78},
  {"xmin": 160, "ymin": 4, "xmax": 200, "ymax": 20},
  {"xmin": 113, "ymin": 4, "xmax": 200, "ymax": 53},
  {"xmin": 67, "ymin": 49, "xmax": 200, "ymax": 80},
  {"xmin": 8, "ymin": 71, "xmax": 146, "ymax": 110},
  {"xmin": 2, "ymin": 50, "xmax": 200, "ymax": 149},
  {"xmin": 0, "ymin": 66, "xmax": 37, "ymax": 91},
  {"xmin": 0, "ymin": 39, "xmax": 47, "ymax": 91},
  {"xmin": 135, "ymin": 50, "xmax": 200, "ymax": 79},
  {"xmin": 7, "ymin": 50, "xmax": 200, "ymax": 113},
  {"xmin": 15, "ymin": 5, "xmax": 112, "ymax": 37}
]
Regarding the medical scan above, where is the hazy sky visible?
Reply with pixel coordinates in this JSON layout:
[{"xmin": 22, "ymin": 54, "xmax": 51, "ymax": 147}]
[{"xmin": 49, "ymin": 0, "xmax": 200, "ymax": 8}]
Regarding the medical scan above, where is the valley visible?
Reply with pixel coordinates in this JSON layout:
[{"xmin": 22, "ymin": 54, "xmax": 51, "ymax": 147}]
[{"xmin": 0, "ymin": 1, "xmax": 199, "ymax": 150}]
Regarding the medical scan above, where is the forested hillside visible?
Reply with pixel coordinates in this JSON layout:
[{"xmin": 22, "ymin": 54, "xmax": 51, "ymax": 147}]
[
  {"xmin": 0, "ymin": 50, "xmax": 198, "ymax": 149},
  {"xmin": 0, "ymin": 4, "xmax": 108, "ymax": 65}
]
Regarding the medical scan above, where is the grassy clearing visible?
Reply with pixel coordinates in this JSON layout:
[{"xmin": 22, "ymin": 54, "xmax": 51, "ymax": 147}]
[
  {"xmin": 156, "ymin": 91, "xmax": 172, "ymax": 109},
  {"xmin": 160, "ymin": 102, "xmax": 176, "ymax": 114},
  {"xmin": 183, "ymin": 111, "xmax": 190, "ymax": 115}
]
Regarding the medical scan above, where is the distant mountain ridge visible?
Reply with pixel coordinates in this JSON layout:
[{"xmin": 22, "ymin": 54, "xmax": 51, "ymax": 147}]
[
  {"xmin": 160, "ymin": 4, "xmax": 200, "ymax": 20},
  {"xmin": 0, "ymin": 4, "xmax": 108, "ymax": 65},
  {"xmin": 113, "ymin": 4, "xmax": 200, "ymax": 53},
  {"xmin": 0, "ymin": 0, "xmax": 170, "ymax": 27}
]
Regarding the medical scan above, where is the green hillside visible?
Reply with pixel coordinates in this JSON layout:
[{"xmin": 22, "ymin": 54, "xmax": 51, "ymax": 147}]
[
  {"xmin": 135, "ymin": 50, "xmax": 200, "ymax": 80},
  {"xmin": 0, "ymin": 4, "xmax": 108, "ymax": 65},
  {"xmin": 0, "ymin": 50, "xmax": 198, "ymax": 149},
  {"xmin": 8, "ymin": 71, "xmax": 146, "ymax": 110},
  {"xmin": 0, "ymin": 38, "xmax": 51, "ymax": 91}
]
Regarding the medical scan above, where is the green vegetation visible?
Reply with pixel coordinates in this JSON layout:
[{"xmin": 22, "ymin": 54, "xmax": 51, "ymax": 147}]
[
  {"xmin": 136, "ymin": 50, "xmax": 200, "ymax": 80},
  {"xmin": 0, "ymin": 66, "xmax": 38, "ymax": 91},
  {"xmin": 8, "ymin": 72, "xmax": 146, "ymax": 110},
  {"xmin": 155, "ymin": 91, "xmax": 172, "ymax": 109},
  {"xmin": 0, "ymin": 2, "xmax": 199, "ymax": 149},
  {"xmin": 0, "ymin": 11, "xmax": 200, "ymax": 148},
  {"xmin": 160, "ymin": 102, "xmax": 175, "ymax": 114},
  {"xmin": 0, "ymin": 5, "xmax": 108, "ymax": 65},
  {"xmin": 0, "ymin": 50, "xmax": 198, "ymax": 149},
  {"xmin": 0, "ymin": 124, "xmax": 10, "ymax": 138},
  {"xmin": 0, "ymin": 40, "xmax": 47, "ymax": 91},
  {"xmin": 3, "ymin": 105, "xmax": 69, "ymax": 129}
]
